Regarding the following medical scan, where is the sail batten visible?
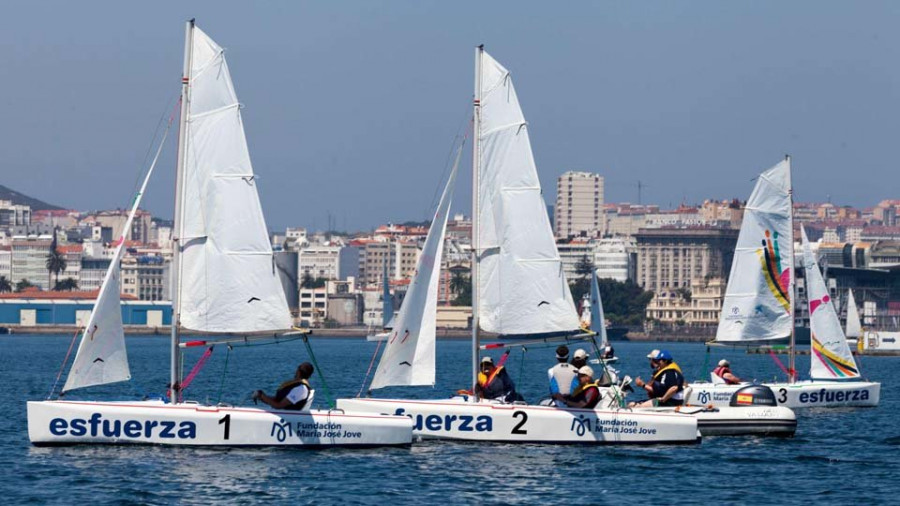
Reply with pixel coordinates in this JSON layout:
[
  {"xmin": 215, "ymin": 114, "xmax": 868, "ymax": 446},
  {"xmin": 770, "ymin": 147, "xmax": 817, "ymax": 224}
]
[
  {"xmin": 475, "ymin": 50, "xmax": 580, "ymax": 336},
  {"xmin": 802, "ymin": 227, "xmax": 861, "ymax": 380},
  {"xmin": 176, "ymin": 26, "xmax": 291, "ymax": 334},
  {"xmin": 716, "ymin": 159, "xmax": 794, "ymax": 343},
  {"xmin": 369, "ymin": 149, "xmax": 460, "ymax": 389}
]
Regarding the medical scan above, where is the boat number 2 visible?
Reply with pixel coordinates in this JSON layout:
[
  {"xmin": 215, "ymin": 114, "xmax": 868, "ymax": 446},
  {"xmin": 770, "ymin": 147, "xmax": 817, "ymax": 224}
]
[
  {"xmin": 777, "ymin": 389, "xmax": 787, "ymax": 404},
  {"xmin": 218, "ymin": 414, "xmax": 231, "ymax": 440},
  {"xmin": 511, "ymin": 410, "xmax": 528, "ymax": 434}
]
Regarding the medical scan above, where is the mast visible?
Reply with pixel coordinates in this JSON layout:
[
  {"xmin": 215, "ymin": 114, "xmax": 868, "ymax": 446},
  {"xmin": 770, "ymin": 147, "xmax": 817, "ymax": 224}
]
[
  {"xmin": 786, "ymin": 154, "xmax": 796, "ymax": 383},
  {"xmin": 170, "ymin": 18, "xmax": 194, "ymax": 403},
  {"xmin": 470, "ymin": 45, "xmax": 483, "ymax": 396}
]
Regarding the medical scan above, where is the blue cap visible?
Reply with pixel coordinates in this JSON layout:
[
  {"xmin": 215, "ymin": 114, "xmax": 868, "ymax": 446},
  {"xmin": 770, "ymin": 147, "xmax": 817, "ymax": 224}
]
[{"xmin": 657, "ymin": 350, "xmax": 673, "ymax": 361}]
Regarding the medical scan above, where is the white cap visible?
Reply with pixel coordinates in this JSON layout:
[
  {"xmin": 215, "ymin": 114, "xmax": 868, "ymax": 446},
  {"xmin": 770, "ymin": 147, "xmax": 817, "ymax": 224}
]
[
  {"xmin": 577, "ymin": 365, "xmax": 594, "ymax": 377},
  {"xmin": 481, "ymin": 356, "xmax": 493, "ymax": 364},
  {"xmin": 718, "ymin": 359, "xmax": 730, "ymax": 367},
  {"xmin": 647, "ymin": 349, "xmax": 661, "ymax": 359},
  {"xmin": 573, "ymin": 349, "xmax": 589, "ymax": 360}
]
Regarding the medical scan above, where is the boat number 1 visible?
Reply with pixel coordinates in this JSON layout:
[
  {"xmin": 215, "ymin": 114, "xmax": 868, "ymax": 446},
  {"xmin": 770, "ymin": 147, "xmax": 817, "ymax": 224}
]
[
  {"xmin": 218, "ymin": 414, "xmax": 231, "ymax": 440},
  {"xmin": 512, "ymin": 410, "xmax": 528, "ymax": 434},
  {"xmin": 777, "ymin": 389, "xmax": 787, "ymax": 404}
]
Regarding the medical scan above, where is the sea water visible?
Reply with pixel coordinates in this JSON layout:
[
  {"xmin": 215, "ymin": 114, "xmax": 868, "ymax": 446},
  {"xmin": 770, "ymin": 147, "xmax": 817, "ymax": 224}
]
[{"xmin": 3, "ymin": 335, "xmax": 898, "ymax": 504}]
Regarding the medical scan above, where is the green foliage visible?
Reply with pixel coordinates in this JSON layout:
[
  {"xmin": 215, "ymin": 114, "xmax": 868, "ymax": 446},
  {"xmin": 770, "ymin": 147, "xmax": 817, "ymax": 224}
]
[
  {"xmin": 0, "ymin": 276, "xmax": 11, "ymax": 293},
  {"xmin": 570, "ymin": 277, "xmax": 654, "ymax": 326},
  {"xmin": 54, "ymin": 277, "xmax": 79, "ymax": 291},
  {"xmin": 675, "ymin": 287, "xmax": 692, "ymax": 303},
  {"xmin": 300, "ymin": 274, "xmax": 327, "ymax": 289},
  {"xmin": 46, "ymin": 245, "xmax": 67, "ymax": 285},
  {"xmin": 15, "ymin": 279, "xmax": 35, "ymax": 292},
  {"xmin": 574, "ymin": 254, "xmax": 595, "ymax": 279}
]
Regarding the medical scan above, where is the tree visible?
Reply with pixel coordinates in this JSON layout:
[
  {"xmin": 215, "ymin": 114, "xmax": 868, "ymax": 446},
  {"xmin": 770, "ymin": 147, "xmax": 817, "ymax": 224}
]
[
  {"xmin": 569, "ymin": 255, "xmax": 596, "ymax": 303},
  {"xmin": 574, "ymin": 254, "xmax": 595, "ymax": 279},
  {"xmin": 0, "ymin": 276, "xmax": 11, "ymax": 293},
  {"xmin": 54, "ymin": 277, "xmax": 79, "ymax": 291},
  {"xmin": 15, "ymin": 279, "xmax": 35, "ymax": 292},
  {"xmin": 46, "ymin": 235, "xmax": 67, "ymax": 287},
  {"xmin": 675, "ymin": 287, "xmax": 692, "ymax": 303},
  {"xmin": 300, "ymin": 274, "xmax": 326, "ymax": 289},
  {"xmin": 450, "ymin": 269, "xmax": 469, "ymax": 297},
  {"xmin": 571, "ymin": 277, "xmax": 654, "ymax": 327}
]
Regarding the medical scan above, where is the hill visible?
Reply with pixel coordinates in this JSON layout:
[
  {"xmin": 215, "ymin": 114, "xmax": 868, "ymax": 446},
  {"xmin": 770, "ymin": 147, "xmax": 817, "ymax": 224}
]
[{"xmin": 0, "ymin": 185, "xmax": 63, "ymax": 210}]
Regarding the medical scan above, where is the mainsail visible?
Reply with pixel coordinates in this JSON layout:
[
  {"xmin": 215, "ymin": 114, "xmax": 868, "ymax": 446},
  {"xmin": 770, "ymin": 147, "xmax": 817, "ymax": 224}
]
[
  {"xmin": 475, "ymin": 50, "xmax": 579, "ymax": 336},
  {"xmin": 369, "ymin": 150, "xmax": 460, "ymax": 389},
  {"xmin": 802, "ymin": 227, "xmax": 860, "ymax": 379},
  {"xmin": 716, "ymin": 158, "xmax": 794, "ymax": 342},
  {"xmin": 589, "ymin": 270, "xmax": 609, "ymax": 347},
  {"xmin": 176, "ymin": 26, "xmax": 291, "ymax": 333},
  {"xmin": 846, "ymin": 289, "xmax": 862, "ymax": 339}
]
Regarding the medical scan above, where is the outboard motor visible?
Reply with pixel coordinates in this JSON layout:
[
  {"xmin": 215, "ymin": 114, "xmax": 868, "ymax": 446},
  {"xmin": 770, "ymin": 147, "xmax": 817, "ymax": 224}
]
[{"xmin": 729, "ymin": 384, "xmax": 778, "ymax": 407}]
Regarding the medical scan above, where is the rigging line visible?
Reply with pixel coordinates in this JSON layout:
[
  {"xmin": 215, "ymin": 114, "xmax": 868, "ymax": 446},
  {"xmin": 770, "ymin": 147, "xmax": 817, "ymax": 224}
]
[
  {"xmin": 302, "ymin": 336, "xmax": 335, "ymax": 409},
  {"xmin": 179, "ymin": 345, "xmax": 214, "ymax": 402},
  {"xmin": 47, "ymin": 327, "xmax": 82, "ymax": 400},
  {"xmin": 215, "ymin": 345, "xmax": 232, "ymax": 405},
  {"xmin": 129, "ymin": 92, "xmax": 182, "ymax": 203},
  {"xmin": 423, "ymin": 102, "xmax": 473, "ymax": 221},
  {"xmin": 358, "ymin": 336, "xmax": 384, "ymax": 397}
]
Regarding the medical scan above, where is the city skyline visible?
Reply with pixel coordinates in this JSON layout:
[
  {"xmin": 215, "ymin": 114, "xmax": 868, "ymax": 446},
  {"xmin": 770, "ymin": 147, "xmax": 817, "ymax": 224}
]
[{"xmin": 3, "ymin": 2, "xmax": 900, "ymax": 231}]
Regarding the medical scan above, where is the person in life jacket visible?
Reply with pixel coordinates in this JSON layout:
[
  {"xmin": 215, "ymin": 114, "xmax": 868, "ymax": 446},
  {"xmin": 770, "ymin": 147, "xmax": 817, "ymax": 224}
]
[
  {"xmin": 553, "ymin": 366, "xmax": 602, "ymax": 409},
  {"xmin": 548, "ymin": 345, "xmax": 579, "ymax": 406},
  {"xmin": 253, "ymin": 362, "xmax": 314, "ymax": 411},
  {"xmin": 475, "ymin": 356, "xmax": 518, "ymax": 403},
  {"xmin": 712, "ymin": 359, "xmax": 742, "ymax": 385},
  {"xmin": 630, "ymin": 349, "xmax": 685, "ymax": 407}
]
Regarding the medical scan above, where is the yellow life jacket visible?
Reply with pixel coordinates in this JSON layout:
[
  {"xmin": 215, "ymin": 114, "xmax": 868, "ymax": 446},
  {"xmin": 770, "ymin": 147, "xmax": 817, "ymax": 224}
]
[
  {"xmin": 571, "ymin": 380, "xmax": 601, "ymax": 398},
  {"xmin": 477, "ymin": 366, "xmax": 504, "ymax": 387},
  {"xmin": 652, "ymin": 361, "xmax": 682, "ymax": 380},
  {"xmin": 278, "ymin": 377, "xmax": 311, "ymax": 392}
]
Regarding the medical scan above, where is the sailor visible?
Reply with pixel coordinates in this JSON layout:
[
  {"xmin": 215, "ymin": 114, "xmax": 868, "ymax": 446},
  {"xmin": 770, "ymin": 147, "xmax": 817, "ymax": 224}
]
[
  {"xmin": 548, "ymin": 345, "xmax": 579, "ymax": 406},
  {"xmin": 475, "ymin": 356, "xmax": 518, "ymax": 403},
  {"xmin": 253, "ymin": 362, "xmax": 314, "ymax": 411},
  {"xmin": 571, "ymin": 349, "xmax": 590, "ymax": 369},
  {"xmin": 630, "ymin": 350, "xmax": 685, "ymax": 407},
  {"xmin": 601, "ymin": 344, "xmax": 615, "ymax": 360},
  {"xmin": 712, "ymin": 359, "xmax": 742, "ymax": 385},
  {"xmin": 554, "ymin": 366, "xmax": 602, "ymax": 409}
]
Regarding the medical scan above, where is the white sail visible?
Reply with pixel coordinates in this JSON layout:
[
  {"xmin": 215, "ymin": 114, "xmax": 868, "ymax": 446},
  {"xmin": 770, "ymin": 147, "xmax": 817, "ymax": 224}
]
[
  {"xmin": 589, "ymin": 270, "xmax": 608, "ymax": 347},
  {"xmin": 846, "ymin": 289, "xmax": 862, "ymax": 339},
  {"xmin": 802, "ymin": 227, "xmax": 860, "ymax": 379},
  {"xmin": 176, "ymin": 26, "xmax": 291, "ymax": 333},
  {"xmin": 476, "ymin": 50, "xmax": 579, "ymax": 336},
  {"xmin": 716, "ymin": 159, "xmax": 794, "ymax": 342},
  {"xmin": 369, "ymin": 151, "xmax": 459, "ymax": 389},
  {"xmin": 63, "ymin": 132, "xmax": 169, "ymax": 391}
]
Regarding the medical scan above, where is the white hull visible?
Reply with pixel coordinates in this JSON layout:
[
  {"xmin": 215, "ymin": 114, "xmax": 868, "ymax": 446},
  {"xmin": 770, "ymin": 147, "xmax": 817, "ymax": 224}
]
[
  {"xmin": 685, "ymin": 380, "xmax": 880, "ymax": 409},
  {"xmin": 635, "ymin": 405, "xmax": 796, "ymax": 437},
  {"xmin": 27, "ymin": 400, "xmax": 412, "ymax": 447},
  {"xmin": 336, "ymin": 397, "xmax": 700, "ymax": 444}
]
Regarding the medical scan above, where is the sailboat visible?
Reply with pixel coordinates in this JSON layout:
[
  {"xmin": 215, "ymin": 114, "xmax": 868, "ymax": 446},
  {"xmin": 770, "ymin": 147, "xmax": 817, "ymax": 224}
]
[
  {"xmin": 845, "ymin": 289, "xmax": 861, "ymax": 347},
  {"xmin": 338, "ymin": 47, "xmax": 699, "ymax": 444},
  {"xmin": 27, "ymin": 20, "xmax": 412, "ymax": 446},
  {"xmin": 367, "ymin": 261, "xmax": 395, "ymax": 341},
  {"xmin": 587, "ymin": 270, "xmax": 618, "ymax": 364},
  {"xmin": 685, "ymin": 157, "xmax": 880, "ymax": 409}
]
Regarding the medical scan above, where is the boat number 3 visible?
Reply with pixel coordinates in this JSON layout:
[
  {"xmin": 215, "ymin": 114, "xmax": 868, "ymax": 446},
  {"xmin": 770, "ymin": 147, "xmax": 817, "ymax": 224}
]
[
  {"xmin": 777, "ymin": 389, "xmax": 787, "ymax": 404},
  {"xmin": 511, "ymin": 410, "xmax": 528, "ymax": 435},
  {"xmin": 218, "ymin": 414, "xmax": 231, "ymax": 440}
]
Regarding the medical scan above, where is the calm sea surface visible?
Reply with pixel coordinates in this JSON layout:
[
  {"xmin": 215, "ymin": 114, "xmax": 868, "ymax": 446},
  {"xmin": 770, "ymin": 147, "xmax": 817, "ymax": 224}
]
[{"xmin": 3, "ymin": 334, "xmax": 898, "ymax": 505}]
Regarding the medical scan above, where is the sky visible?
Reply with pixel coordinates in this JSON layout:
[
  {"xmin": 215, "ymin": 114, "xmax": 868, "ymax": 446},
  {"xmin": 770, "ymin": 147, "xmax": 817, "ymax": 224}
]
[{"xmin": 2, "ymin": 1, "xmax": 899, "ymax": 232}]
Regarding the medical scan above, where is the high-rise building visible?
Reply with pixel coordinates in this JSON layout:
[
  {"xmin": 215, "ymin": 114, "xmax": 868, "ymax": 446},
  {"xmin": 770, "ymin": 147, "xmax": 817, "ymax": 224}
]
[
  {"xmin": 555, "ymin": 171, "xmax": 604, "ymax": 239},
  {"xmin": 634, "ymin": 226, "xmax": 739, "ymax": 296},
  {"xmin": 10, "ymin": 236, "xmax": 53, "ymax": 290}
]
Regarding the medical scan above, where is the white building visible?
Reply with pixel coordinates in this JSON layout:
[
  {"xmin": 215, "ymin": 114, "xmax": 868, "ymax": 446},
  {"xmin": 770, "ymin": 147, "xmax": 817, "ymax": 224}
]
[
  {"xmin": 10, "ymin": 235, "xmax": 53, "ymax": 290},
  {"xmin": 555, "ymin": 171, "xmax": 605, "ymax": 239},
  {"xmin": 557, "ymin": 241, "xmax": 595, "ymax": 281},
  {"xmin": 593, "ymin": 237, "xmax": 635, "ymax": 282},
  {"xmin": 298, "ymin": 245, "xmax": 342, "ymax": 281},
  {"xmin": 0, "ymin": 247, "xmax": 11, "ymax": 281},
  {"xmin": 79, "ymin": 257, "xmax": 112, "ymax": 292}
]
